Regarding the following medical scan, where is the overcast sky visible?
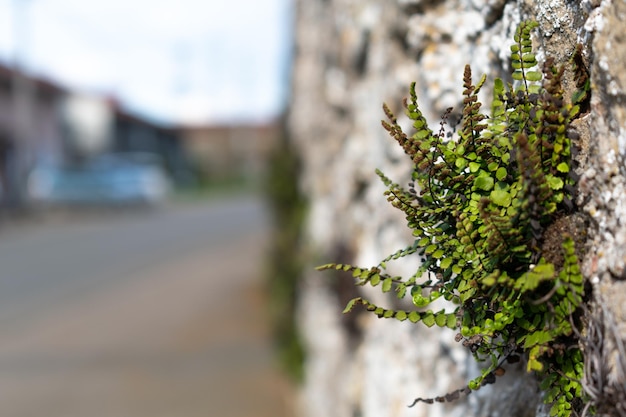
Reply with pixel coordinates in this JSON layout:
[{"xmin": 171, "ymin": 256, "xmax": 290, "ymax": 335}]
[{"xmin": 0, "ymin": 0, "xmax": 293, "ymax": 125}]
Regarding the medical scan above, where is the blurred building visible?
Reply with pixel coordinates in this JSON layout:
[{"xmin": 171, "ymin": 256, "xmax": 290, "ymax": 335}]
[
  {"xmin": 111, "ymin": 106, "xmax": 192, "ymax": 185},
  {"xmin": 0, "ymin": 61, "xmax": 280, "ymax": 213},
  {"xmin": 0, "ymin": 63, "xmax": 67, "ymax": 209},
  {"xmin": 177, "ymin": 122, "xmax": 280, "ymax": 183},
  {"xmin": 0, "ymin": 62, "xmax": 195, "ymax": 212}
]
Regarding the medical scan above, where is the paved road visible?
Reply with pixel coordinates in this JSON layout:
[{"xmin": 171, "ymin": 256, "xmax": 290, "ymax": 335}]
[{"xmin": 0, "ymin": 195, "xmax": 293, "ymax": 417}]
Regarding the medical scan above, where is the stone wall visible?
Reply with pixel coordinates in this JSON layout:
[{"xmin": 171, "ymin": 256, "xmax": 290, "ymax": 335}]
[{"xmin": 287, "ymin": 1, "xmax": 622, "ymax": 416}]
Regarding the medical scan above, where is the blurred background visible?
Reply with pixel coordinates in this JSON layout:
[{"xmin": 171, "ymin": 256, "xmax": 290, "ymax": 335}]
[{"xmin": 0, "ymin": 0, "xmax": 299, "ymax": 416}]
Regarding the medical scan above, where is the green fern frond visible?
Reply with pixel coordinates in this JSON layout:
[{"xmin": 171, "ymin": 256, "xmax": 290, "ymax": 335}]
[
  {"xmin": 318, "ymin": 21, "xmax": 587, "ymax": 417},
  {"xmin": 511, "ymin": 20, "xmax": 541, "ymax": 94}
]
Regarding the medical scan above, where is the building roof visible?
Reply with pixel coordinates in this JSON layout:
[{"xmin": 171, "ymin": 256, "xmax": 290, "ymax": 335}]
[{"xmin": 0, "ymin": 61, "xmax": 67, "ymax": 96}]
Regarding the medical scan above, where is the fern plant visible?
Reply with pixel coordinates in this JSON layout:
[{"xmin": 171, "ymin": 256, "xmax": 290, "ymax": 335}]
[{"xmin": 317, "ymin": 21, "xmax": 589, "ymax": 417}]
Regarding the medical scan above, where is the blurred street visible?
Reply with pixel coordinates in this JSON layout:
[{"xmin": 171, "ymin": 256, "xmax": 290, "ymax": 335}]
[{"xmin": 0, "ymin": 195, "xmax": 292, "ymax": 417}]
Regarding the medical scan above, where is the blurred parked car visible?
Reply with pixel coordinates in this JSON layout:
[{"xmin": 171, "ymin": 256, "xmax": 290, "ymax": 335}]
[{"xmin": 27, "ymin": 153, "xmax": 171, "ymax": 207}]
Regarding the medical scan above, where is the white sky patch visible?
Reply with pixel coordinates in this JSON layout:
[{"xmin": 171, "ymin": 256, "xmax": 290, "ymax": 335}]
[{"xmin": 0, "ymin": 0, "xmax": 292, "ymax": 124}]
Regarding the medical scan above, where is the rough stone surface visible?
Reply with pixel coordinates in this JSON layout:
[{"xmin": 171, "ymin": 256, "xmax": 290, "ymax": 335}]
[
  {"xmin": 288, "ymin": 0, "xmax": 623, "ymax": 416},
  {"xmin": 578, "ymin": 0, "xmax": 626, "ymax": 414}
]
